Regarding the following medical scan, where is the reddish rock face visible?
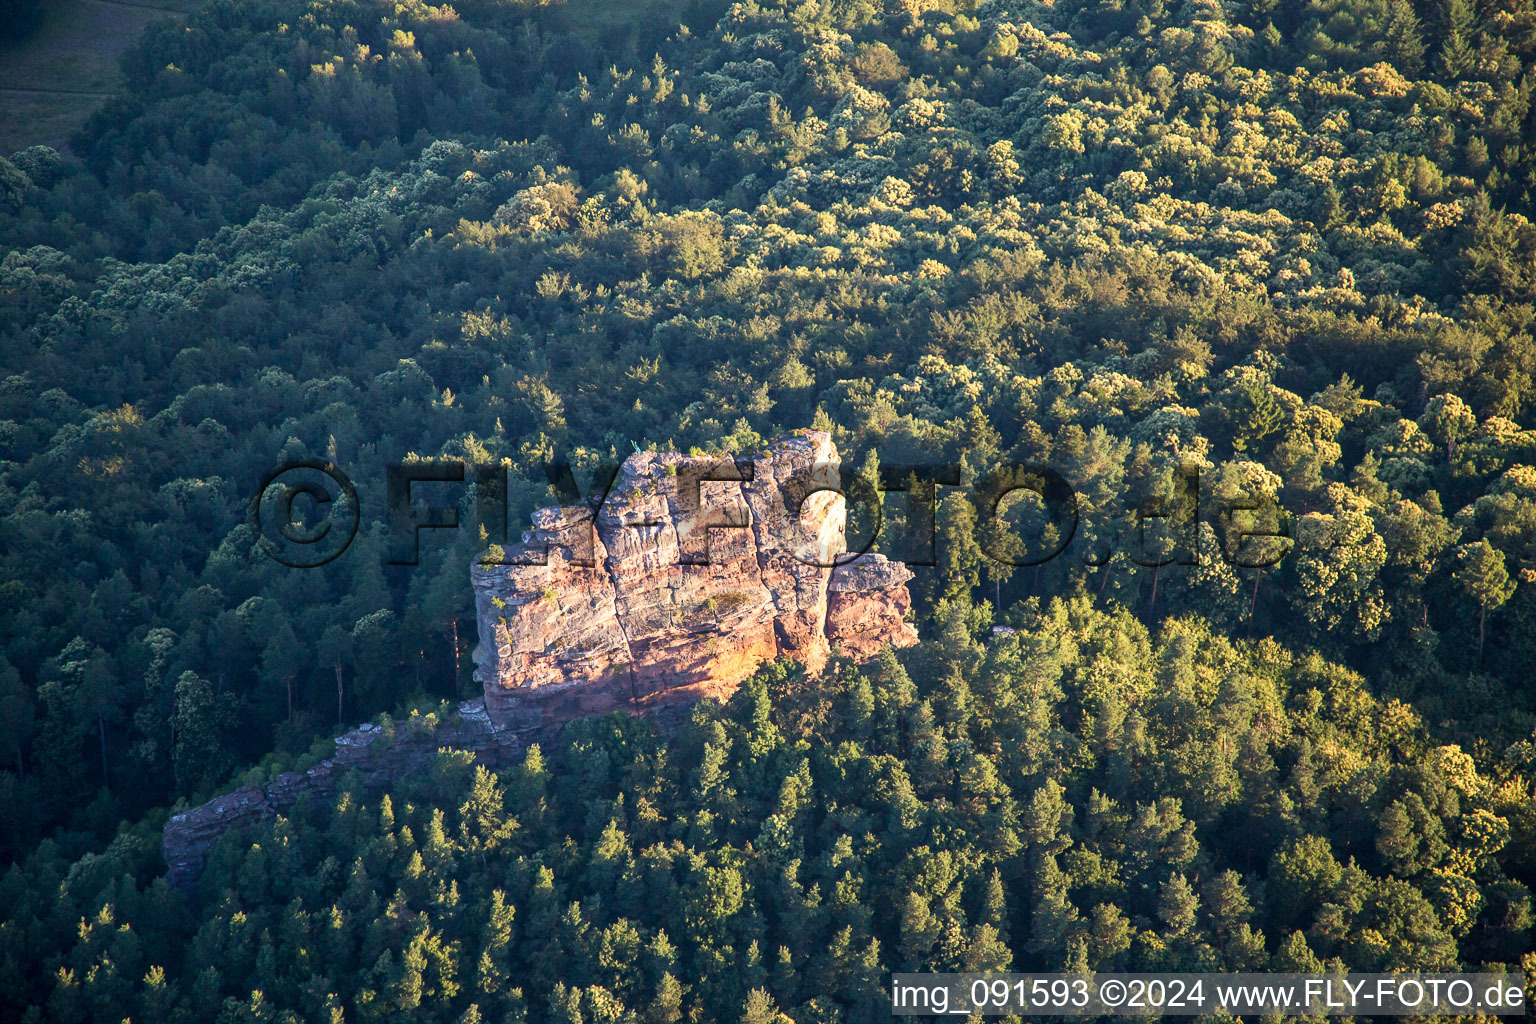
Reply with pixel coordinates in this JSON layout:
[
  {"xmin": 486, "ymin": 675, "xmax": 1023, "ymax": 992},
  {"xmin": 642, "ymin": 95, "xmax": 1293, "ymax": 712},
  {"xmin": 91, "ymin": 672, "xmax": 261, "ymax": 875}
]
[
  {"xmin": 471, "ymin": 431, "xmax": 917, "ymax": 730},
  {"xmin": 827, "ymin": 554, "xmax": 920, "ymax": 660}
]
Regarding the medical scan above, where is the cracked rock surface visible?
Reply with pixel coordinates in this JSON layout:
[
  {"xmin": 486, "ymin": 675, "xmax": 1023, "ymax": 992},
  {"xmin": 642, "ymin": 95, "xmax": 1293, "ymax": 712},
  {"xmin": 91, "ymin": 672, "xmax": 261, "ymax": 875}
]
[{"xmin": 470, "ymin": 430, "xmax": 917, "ymax": 729}]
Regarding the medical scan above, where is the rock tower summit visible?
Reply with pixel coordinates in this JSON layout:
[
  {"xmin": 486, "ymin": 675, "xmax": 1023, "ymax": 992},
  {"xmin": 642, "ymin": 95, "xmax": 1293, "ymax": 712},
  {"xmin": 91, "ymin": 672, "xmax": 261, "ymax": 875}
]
[{"xmin": 471, "ymin": 430, "xmax": 917, "ymax": 730}]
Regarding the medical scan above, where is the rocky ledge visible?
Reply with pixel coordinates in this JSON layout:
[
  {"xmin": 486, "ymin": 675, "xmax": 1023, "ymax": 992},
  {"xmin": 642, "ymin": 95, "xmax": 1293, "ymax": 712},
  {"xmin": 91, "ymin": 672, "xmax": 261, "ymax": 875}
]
[
  {"xmin": 470, "ymin": 430, "xmax": 917, "ymax": 731},
  {"xmin": 163, "ymin": 700, "xmax": 519, "ymax": 891}
]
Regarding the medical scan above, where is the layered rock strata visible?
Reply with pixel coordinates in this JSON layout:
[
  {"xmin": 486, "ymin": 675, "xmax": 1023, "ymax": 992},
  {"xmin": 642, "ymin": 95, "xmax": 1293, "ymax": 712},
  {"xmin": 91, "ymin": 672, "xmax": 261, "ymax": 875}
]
[
  {"xmin": 470, "ymin": 430, "xmax": 917, "ymax": 731},
  {"xmin": 826, "ymin": 552, "xmax": 918, "ymax": 660}
]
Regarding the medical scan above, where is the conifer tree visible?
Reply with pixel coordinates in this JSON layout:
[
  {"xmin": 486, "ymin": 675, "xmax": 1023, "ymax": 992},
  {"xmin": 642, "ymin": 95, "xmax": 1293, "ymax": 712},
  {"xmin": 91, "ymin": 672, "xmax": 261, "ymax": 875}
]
[{"xmin": 1453, "ymin": 539, "xmax": 1516, "ymax": 662}]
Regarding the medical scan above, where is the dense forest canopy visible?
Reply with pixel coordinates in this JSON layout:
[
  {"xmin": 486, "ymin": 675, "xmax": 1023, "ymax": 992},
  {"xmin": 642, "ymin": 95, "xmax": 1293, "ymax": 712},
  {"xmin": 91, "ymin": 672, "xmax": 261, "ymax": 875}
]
[{"xmin": 3, "ymin": 0, "xmax": 1536, "ymax": 1017}]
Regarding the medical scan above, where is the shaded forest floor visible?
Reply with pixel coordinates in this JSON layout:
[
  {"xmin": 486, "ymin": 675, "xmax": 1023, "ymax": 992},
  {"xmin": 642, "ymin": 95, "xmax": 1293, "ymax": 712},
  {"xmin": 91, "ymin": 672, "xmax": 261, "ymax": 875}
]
[
  {"xmin": 0, "ymin": 0, "xmax": 200, "ymax": 154},
  {"xmin": 551, "ymin": 0, "xmax": 700, "ymax": 54}
]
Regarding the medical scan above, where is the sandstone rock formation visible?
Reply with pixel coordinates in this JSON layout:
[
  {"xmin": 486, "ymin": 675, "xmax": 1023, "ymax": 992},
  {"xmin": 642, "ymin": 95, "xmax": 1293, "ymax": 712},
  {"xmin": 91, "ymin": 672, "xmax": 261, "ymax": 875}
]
[
  {"xmin": 164, "ymin": 432, "xmax": 917, "ymax": 890},
  {"xmin": 827, "ymin": 552, "xmax": 917, "ymax": 660},
  {"xmin": 470, "ymin": 430, "xmax": 917, "ymax": 732}
]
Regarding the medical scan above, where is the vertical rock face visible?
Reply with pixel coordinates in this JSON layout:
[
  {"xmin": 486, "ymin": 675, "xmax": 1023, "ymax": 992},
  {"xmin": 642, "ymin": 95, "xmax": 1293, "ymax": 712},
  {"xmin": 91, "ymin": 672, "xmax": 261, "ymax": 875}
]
[
  {"xmin": 471, "ymin": 430, "xmax": 918, "ymax": 730},
  {"xmin": 826, "ymin": 553, "xmax": 919, "ymax": 660}
]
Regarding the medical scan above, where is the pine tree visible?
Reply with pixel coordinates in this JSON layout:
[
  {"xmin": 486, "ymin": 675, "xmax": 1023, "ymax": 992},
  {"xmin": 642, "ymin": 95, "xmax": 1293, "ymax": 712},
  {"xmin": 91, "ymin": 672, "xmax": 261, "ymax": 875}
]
[
  {"xmin": 551, "ymin": 982, "xmax": 583, "ymax": 1024},
  {"xmin": 1233, "ymin": 383, "xmax": 1285, "ymax": 453},
  {"xmin": 1317, "ymin": 183, "xmax": 1344, "ymax": 230},
  {"xmin": 1271, "ymin": 930, "xmax": 1324, "ymax": 972},
  {"xmin": 1383, "ymin": 0, "xmax": 1426, "ymax": 73},
  {"xmin": 1435, "ymin": 0, "xmax": 1475, "ymax": 77},
  {"xmin": 980, "ymin": 868, "xmax": 1008, "ymax": 936},
  {"xmin": 478, "ymin": 889, "xmax": 515, "ymax": 997},
  {"xmin": 424, "ymin": 808, "xmax": 456, "ymax": 867},
  {"xmin": 1377, "ymin": 799, "xmax": 1420, "ymax": 874},
  {"xmin": 648, "ymin": 973, "xmax": 683, "ymax": 1024},
  {"xmin": 261, "ymin": 617, "xmax": 303, "ymax": 721},
  {"xmin": 55, "ymin": 640, "xmax": 122, "ymax": 790},
  {"xmin": 1157, "ymin": 873, "xmax": 1200, "ymax": 936},
  {"xmin": 459, "ymin": 766, "xmax": 517, "ymax": 869},
  {"xmin": 693, "ymin": 742, "xmax": 730, "ymax": 804},
  {"xmin": 1203, "ymin": 870, "xmax": 1253, "ymax": 939},
  {"xmin": 899, "ymin": 890, "xmax": 939, "ymax": 967},
  {"xmin": 769, "ymin": 947, "xmax": 797, "ymax": 1003},
  {"xmin": 0, "ymin": 656, "xmax": 33, "ymax": 784},
  {"xmin": 317, "ymin": 625, "xmax": 353, "ymax": 726},
  {"xmin": 1027, "ymin": 854, "xmax": 1079, "ymax": 962},
  {"xmin": 741, "ymin": 988, "xmax": 784, "ymax": 1024},
  {"xmin": 172, "ymin": 671, "xmax": 224, "ymax": 795},
  {"xmin": 1453, "ymin": 539, "xmax": 1516, "ymax": 662},
  {"xmin": 1087, "ymin": 903, "xmax": 1133, "ymax": 966}
]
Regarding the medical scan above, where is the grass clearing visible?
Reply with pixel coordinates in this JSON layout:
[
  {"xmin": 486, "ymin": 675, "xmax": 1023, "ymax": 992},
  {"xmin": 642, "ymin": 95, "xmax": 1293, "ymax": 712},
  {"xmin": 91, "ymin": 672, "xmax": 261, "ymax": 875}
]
[
  {"xmin": 0, "ymin": 0, "xmax": 715, "ymax": 155},
  {"xmin": 0, "ymin": 0, "xmax": 199, "ymax": 154}
]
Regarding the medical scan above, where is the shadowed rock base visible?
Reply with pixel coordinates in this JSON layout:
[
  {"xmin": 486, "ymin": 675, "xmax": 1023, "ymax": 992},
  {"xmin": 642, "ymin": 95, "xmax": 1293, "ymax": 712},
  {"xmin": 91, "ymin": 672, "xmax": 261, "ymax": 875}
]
[{"xmin": 162, "ymin": 700, "xmax": 518, "ymax": 891}]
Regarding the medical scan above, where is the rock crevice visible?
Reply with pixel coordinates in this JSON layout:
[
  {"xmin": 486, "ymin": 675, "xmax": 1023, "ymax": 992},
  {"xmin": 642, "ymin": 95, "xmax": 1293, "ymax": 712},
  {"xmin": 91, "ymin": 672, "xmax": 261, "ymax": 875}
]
[{"xmin": 470, "ymin": 430, "xmax": 918, "ymax": 730}]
